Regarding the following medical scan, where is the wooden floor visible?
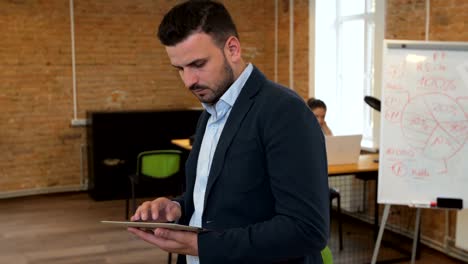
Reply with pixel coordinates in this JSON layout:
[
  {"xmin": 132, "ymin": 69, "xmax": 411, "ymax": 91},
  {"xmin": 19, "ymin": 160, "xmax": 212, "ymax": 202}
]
[
  {"xmin": 328, "ymin": 211, "xmax": 466, "ymax": 264},
  {"xmin": 0, "ymin": 192, "xmax": 173, "ymax": 264},
  {"xmin": 0, "ymin": 192, "xmax": 465, "ymax": 264}
]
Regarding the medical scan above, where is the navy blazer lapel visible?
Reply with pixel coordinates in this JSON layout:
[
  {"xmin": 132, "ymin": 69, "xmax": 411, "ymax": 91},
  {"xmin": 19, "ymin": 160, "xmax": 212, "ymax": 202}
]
[{"xmin": 203, "ymin": 66, "xmax": 265, "ymax": 206}]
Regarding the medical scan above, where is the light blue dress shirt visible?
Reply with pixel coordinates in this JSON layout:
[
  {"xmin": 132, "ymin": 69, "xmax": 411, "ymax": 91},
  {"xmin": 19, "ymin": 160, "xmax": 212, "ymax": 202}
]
[{"xmin": 187, "ymin": 63, "xmax": 253, "ymax": 264}]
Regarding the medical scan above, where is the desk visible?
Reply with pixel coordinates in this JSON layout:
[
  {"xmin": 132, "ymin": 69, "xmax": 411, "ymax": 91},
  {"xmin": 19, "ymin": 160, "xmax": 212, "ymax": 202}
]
[
  {"xmin": 329, "ymin": 153, "xmax": 380, "ymax": 239},
  {"xmin": 172, "ymin": 138, "xmax": 378, "ymax": 174},
  {"xmin": 171, "ymin": 139, "xmax": 192, "ymax": 150},
  {"xmin": 171, "ymin": 139, "xmax": 380, "ymax": 236},
  {"xmin": 329, "ymin": 154, "xmax": 379, "ymax": 175}
]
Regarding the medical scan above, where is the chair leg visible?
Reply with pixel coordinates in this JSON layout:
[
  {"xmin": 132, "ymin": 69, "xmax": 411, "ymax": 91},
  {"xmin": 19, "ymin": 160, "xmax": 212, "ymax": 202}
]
[
  {"xmin": 126, "ymin": 175, "xmax": 137, "ymax": 220},
  {"xmin": 130, "ymin": 176, "xmax": 137, "ymax": 217},
  {"xmin": 337, "ymin": 194, "xmax": 343, "ymax": 251},
  {"xmin": 362, "ymin": 180, "xmax": 367, "ymax": 212},
  {"xmin": 329, "ymin": 192, "xmax": 333, "ymax": 242},
  {"xmin": 167, "ymin": 252, "xmax": 172, "ymax": 264},
  {"xmin": 125, "ymin": 197, "xmax": 129, "ymax": 220}
]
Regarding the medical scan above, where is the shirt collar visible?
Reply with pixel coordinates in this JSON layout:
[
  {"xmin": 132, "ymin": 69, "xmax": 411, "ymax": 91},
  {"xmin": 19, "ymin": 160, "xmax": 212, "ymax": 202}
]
[{"xmin": 202, "ymin": 63, "xmax": 254, "ymax": 119}]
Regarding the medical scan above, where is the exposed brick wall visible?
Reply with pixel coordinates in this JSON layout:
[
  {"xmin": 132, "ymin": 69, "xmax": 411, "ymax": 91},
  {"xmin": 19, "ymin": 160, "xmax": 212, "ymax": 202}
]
[
  {"xmin": 386, "ymin": 0, "xmax": 428, "ymax": 40},
  {"xmin": 0, "ymin": 0, "xmax": 308, "ymax": 194},
  {"xmin": 293, "ymin": 0, "xmax": 309, "ymax": 98},
  {"xmin": 0, "ymin": 0, "xmax": 81, "ymax": 192},
  {"xmin": 386, "ymin": 0, "xmax": 468, "ymax": 41}
]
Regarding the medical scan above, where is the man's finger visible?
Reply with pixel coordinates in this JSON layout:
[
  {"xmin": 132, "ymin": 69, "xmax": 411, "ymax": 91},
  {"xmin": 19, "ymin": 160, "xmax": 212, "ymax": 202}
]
[
  {"xmin": 154, "ymin": 228, "xmax": 195, "ymax": 244},
  {"xmin": 165, "ymin": 203, "xmax": 178, "ymax": 222},
  {"xmin": 128, "ymin": 228, "xmax": 185, "ymax": 252}
]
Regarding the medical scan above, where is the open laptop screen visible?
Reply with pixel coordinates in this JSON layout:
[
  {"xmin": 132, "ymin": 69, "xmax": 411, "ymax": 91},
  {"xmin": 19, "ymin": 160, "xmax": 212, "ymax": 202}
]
[{"xmin": 325, "ymin": 135, "xmax": 363, "ymax": 165}]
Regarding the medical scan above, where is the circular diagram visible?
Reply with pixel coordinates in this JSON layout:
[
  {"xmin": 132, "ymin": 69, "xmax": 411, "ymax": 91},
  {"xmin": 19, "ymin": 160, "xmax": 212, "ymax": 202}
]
[{"xmin": 401, "ymin": 93, "xmax": 468, "ymax": 160}]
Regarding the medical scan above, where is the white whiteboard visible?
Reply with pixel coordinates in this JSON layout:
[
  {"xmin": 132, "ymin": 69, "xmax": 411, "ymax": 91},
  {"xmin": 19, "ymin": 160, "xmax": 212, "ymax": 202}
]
[{"xmin": 378, "ymin": 40, "xmax": 468, "ymax": 209}]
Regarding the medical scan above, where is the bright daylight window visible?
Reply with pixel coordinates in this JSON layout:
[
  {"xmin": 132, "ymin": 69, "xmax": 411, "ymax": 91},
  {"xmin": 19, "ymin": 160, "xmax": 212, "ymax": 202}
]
[{"xmin": 314, "ymin": 0, "xmax": 378, "ymax": 143}]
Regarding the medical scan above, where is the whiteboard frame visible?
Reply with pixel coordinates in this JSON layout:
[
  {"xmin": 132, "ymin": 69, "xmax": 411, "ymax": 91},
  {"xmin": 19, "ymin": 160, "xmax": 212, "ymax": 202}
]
[
  {"xmin": 386, "ymin": 39, "xmax": 468, "ymax": 51},
  {"xmin": 379, "ymin": 39, "xmax": 468, "ymax": 209}
]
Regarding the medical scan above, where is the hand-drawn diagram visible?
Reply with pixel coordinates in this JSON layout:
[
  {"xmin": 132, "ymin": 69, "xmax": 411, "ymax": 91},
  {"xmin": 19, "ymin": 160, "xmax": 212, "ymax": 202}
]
[
  {"xmin": 382, "ymin": 50, "xmax": 468, "ymax": 179},
  {"xmin": 401, "ymin": 93, "xmax": 468, "ymax": 161}
]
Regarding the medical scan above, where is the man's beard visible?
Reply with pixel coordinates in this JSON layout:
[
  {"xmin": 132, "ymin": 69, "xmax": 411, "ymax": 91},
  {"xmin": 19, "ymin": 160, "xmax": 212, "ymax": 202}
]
[{"xmin": 190, "ymin": 57, "xmax": 235, "ymax": 104}]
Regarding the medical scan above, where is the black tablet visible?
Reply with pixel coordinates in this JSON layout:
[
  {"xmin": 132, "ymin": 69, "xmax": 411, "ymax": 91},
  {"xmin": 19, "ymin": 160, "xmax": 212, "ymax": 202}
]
[{"xmin": 101, "ymin": 220, "xmax": 206, "ymax": 233}]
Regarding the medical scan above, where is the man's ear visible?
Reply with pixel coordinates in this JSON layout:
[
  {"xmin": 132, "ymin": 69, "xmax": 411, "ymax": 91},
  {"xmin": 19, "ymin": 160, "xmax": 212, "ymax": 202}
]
[{"xmin": 225, "ymin": 36, "xmax": 241, "ymax": 61}]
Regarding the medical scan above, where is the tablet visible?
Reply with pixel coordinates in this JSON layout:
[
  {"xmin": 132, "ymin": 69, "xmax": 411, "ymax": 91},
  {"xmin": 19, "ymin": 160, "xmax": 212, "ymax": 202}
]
[{"xmin": 101, "ymin": 220, "xmax": 206, "ymax": 233}]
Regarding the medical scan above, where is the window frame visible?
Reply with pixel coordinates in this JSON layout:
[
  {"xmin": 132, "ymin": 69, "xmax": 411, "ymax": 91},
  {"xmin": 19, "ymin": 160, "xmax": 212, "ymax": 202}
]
[{"xmin": 310, "ymin": 0, "xmax": 385, "ymax": 150}]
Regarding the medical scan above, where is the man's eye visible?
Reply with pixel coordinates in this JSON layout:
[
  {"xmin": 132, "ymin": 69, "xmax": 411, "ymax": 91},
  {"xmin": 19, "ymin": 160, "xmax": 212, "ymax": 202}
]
[{"xmin": 194, "ymin": 61, "xmax": 206, "ymax": 68}]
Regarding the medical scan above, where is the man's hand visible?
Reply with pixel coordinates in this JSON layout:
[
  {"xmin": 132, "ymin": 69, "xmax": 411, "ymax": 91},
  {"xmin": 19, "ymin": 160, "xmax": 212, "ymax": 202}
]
[
  {"xmin": 128, "ymin": 197, "xmax": 197, "ymax": 255},
  {"xmin": 128, "ymin": 227, "xmax": 199, "ymax": 256},
  {"xmin": 131, "ymin": 197, "xmax": 181, "ymax": 222}
]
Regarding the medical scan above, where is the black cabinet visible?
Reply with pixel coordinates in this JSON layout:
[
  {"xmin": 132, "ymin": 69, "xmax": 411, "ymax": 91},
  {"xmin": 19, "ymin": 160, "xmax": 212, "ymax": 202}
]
[{"xmin": 87, "ymin": 109, "xmax": 202, "ymax": 201}]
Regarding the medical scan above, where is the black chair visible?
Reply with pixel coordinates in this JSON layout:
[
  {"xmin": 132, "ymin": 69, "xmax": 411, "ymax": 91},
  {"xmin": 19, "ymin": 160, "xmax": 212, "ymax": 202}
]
[
  {"xmin": 330, "ymin": 187, "xmax": 343, "ymax": 251},
  {"xmin": 364, "ymin": 96, "xmax": 381, "ymax": 112},
  {"xmin": 126, "ymin": 149, "xmax": 183, "ymax": 264}
]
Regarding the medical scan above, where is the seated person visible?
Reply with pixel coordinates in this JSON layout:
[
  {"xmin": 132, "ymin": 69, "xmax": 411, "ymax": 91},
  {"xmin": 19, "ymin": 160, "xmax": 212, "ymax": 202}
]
[{"xmin": 307, "ymin": 97, "xmax": 333, "ymax": 136}]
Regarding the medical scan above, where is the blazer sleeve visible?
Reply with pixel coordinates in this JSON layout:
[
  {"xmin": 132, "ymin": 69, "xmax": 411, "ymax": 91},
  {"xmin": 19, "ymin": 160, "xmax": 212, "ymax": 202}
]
[{"xmin": 197, "ymin": 93, "xmax": 329, "ymax": 263}]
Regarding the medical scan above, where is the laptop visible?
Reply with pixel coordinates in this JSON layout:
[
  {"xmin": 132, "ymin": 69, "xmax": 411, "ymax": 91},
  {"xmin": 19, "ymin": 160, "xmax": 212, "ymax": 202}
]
[{"xmin": 325, "ymin": 134, "xmax": 363, "ymax": 165}]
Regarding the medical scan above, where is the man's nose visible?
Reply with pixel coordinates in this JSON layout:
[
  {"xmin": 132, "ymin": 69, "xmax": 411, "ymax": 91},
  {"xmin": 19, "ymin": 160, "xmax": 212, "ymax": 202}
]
[{"xmin": 181, "ymin": 69, "xmax": 198, "ymax": 88}]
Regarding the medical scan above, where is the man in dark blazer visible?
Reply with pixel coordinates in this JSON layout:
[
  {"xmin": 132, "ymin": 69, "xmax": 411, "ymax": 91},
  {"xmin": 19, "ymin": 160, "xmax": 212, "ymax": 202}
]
[{"xmin": 128, "ymin": 1, "xmax": 329, "ymax": 263}]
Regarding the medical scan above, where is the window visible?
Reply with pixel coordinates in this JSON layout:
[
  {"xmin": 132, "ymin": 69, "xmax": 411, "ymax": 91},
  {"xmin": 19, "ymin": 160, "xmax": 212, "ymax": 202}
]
[{"xmin": 312, "ymin": 0, "xmax": 384, "ymax": 148}]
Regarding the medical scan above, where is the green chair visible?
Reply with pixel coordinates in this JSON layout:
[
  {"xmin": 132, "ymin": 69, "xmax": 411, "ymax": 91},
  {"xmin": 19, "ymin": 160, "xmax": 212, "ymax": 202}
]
[
  {"xmin": 125, "ymin": 149, "xmax": 183, "ymax": 264},
  {"xmin": 321, "ymin": 246, "xmax": 333, "ymax": 264},
  {"xmin": 125, "ymin": 149, "xmax": 183, "ymax": 218}
]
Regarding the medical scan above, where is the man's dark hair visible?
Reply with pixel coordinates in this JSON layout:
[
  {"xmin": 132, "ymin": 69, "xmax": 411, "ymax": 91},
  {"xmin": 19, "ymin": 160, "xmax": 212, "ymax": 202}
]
[
  {"xmin": 157, "ymin": 0, "xmax": 239, "ymax": 48},
  {"xmin": 307, "ymin": 98, "xmax": 327, "ymax": 111}
]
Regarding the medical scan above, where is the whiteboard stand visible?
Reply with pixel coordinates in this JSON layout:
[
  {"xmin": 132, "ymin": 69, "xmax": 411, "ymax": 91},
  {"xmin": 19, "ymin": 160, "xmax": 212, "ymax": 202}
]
[
  {"xmin": 411, "ymin": 208, "xmax": 422, "ymax": 264},
  {"xmin": 371, "ymin": 204, "xmax": 391, "ymax": 264},
  {"xmin": 371, "ymin": 205, "xmax": 422, "ymax": 264}
]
